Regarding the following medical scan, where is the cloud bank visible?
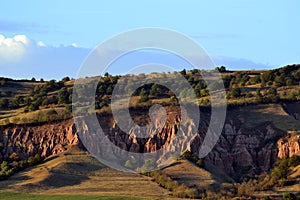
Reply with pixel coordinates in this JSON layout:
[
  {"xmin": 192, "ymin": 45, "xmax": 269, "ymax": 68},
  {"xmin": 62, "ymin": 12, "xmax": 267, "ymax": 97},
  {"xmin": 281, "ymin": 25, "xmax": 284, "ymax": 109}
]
[
  {"xmin": 0, "ymin": 34, "xmax": 270, "ymax": 80},
  {"xmin": 0, "ymin": 34, "xmax": 90, "ymax": 80}
]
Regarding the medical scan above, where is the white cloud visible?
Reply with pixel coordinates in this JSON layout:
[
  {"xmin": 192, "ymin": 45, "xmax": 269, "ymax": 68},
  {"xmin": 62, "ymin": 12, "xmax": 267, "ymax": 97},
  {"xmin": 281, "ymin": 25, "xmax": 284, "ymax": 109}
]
[
  {"xmin": 0, "ymin": 34, "xmax": 31, "ymax": 61},
  {"xmin": 37, "ymin": 41, "xmax": 46, "ymax": 47},
  {"xmin": 0, "ymin": 34, "xmax": 81, "ymax": 63},
  {"xmin": 71, "ymin": 43, "xmax": 78, "ymax": 48},
  {"xmin": 13, "ymin": 35, "xmax": 30, "ymax": 45},
  {"xmin": 0, "ymin": 34, "xmax": 89, "ymax": 79},
  {"xmin": 0, "ymin": 34, "xmax": 5, "ymax": 43},
  {"xmin": 0, "ymin": 34, "xmax": 271, "ymax": 80}
]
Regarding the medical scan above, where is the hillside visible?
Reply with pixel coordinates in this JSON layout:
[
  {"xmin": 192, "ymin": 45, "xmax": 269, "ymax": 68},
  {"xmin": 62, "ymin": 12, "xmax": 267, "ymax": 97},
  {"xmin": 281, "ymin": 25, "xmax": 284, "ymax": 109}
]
[
  {"xmin": 0, "ymin": 65, "xmax": 300, "ymax": 199},
  {"xmin": 0, "ymin": 147, "xmax": 173, "ymax": 199},
  {"xmin": 1, "ymin": 64, "xmax": 300, "ymax": 126}
]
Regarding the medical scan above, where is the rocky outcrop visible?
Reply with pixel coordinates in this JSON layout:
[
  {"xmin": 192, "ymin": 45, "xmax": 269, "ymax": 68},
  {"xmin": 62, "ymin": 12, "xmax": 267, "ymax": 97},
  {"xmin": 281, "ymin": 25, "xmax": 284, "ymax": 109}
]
[
  {"xmin": 0, "ymin": 104, "xmax": 300, "ymax": 180},
  {"xmin": 77, "ymin": 110, "xmax": 290, "ymax": 179},
  {"xmin": 0, "ymin": 120, "xmax": 79, "ymax": 161},
  {"xmin": 278, "ymin": 132, "xmax": 300, "ymax": 158},
  {"xmin": 194, "ymin": 122, "xmax": 285, "ymax": 179}
]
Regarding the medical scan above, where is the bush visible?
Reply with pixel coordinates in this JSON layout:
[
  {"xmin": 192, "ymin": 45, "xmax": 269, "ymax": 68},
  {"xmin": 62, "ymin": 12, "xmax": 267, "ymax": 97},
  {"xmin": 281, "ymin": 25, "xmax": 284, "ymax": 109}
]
[
  {"xmin": 0, "ymin": 98, "xmax": 9, "ymax": 109},
  {"xmin": 180, "ymin": 150, "xmax": 204, "ymax": 168},
  {"xmin": 287, "ymin": 155, "xmax": 300, "ymax": 167},
  {"xmin": 0, "ymin": 154, "xmax": 44, "ymax": 180},
  {"xmin": 66, "ymin": 104, "xmax": 72, "ymax": 113},
  {"xmin": 29, "ymin": 103, "xmax": 39, "ymax": 111},
  {"xmin": 282, "ymin": 192, "xmax": 297, "ymax": 200},
  {"xmin": 138, "ymin": 88, "xmax": 149, "ymax": 103},
  {"xmin": 146, "ymin": 171, "xmax": 200, "ymax": 198},
  {"xmin": 230, "ymin": 88, "xmax": 241, "ymax": 98}
]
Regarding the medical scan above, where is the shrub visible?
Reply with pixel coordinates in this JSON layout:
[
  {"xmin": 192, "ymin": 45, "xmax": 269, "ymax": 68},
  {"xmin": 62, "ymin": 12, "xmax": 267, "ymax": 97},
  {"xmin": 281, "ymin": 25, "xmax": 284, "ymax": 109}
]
[
  {"xmin": 230, "ymin": 88, "xmax": 241, "ymax": 98},
  {"xmin": 0, "ymin": 98, "xmax": 9, "ymax": 109},
  {"xmin": 66, "ymin": 104, "xmax": 72, "ymax": 113},
  {"xmin": 282, "ymin": 192, "xmax": 297, "ymax": 200},
  {"xmin": 180, "ymin": 150, "xmax": 204, "ymax": 168},
  {"xmin": 288, "ymin": 155, "xmax": 300, "ymax": 167},
  {"xmin": 138, "ymin": 88, "xmax": 149, "ymax": 103},
  {"xmin": 124, "ymin": 160, "xmax": 134, "ymax": 169}
]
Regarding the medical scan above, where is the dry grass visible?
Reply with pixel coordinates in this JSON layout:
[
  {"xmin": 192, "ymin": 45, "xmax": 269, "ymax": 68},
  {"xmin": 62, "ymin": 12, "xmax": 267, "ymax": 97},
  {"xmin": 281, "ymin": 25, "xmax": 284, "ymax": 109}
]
[
  {"xmin": 0, "ymin": 107, "xmax": 67, "ymax": 125},
  {"xmin": 161, "ymin": 160, "xmax": 234, "ymax": 191},
  {"xmin": 237, "ymin": 104, "xmax": 300, "ymax": 131},
  {"xmin": 0, "ymin": 149, "xmax": 175, "ymax": 199}
]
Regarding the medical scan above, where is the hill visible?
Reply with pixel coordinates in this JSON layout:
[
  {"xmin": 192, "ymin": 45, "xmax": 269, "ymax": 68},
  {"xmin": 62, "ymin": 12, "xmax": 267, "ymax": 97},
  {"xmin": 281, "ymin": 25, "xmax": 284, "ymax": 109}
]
[
  {"xmin": 0, "ymin": 65, "xmax": 300, "ymax": 199},
  {"xmin": 0, "ymin": 64, "xmax": 300, "ymax": 126},
  {"xmin": 0, "ymin": 147, "xmax": 173, "ymax": 199}
]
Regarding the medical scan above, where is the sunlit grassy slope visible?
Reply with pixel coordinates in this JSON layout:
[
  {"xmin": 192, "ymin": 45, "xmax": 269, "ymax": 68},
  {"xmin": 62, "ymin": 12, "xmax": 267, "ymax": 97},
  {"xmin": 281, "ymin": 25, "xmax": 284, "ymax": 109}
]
[{"xmin": 0, "ymin": 147, "xmax": 174, "ymax": 199}]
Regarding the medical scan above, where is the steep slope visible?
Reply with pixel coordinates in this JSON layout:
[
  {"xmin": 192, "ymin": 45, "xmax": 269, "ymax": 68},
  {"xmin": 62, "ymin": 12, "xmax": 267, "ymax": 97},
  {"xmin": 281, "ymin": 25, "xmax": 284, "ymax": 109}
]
[
  {"xmin": 1, "ymin": 103, "xmax": 299, "ymax": 181},
  {"xmin": 0, "ymin": 119, "xmax": 78, "ymax": 161}
]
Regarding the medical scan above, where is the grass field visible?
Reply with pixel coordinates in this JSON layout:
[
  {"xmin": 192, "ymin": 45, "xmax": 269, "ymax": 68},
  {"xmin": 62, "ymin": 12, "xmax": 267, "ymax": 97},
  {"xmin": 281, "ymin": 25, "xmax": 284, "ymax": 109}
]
[
  {"xmin": 0, "ymin": 149, "xmax": 174, "ymax": 199},
  {"xmin": 0, "ymin": 192, "xmax": 151, "ymax": 200},
  {"xmin": 161, "ymin": 159, "xmax": 234, "ymax": 198},
  {"xmin": 236, "ymin": 103, "xmax": 300, "ymax": 131}
]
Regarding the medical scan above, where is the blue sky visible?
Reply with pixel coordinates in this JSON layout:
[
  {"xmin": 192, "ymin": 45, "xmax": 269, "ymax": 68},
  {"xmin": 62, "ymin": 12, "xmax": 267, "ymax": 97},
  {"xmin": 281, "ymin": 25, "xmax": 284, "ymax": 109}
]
[{"xmin": 0, "ymin": 0, "xmax": 299, "ymax": 80}]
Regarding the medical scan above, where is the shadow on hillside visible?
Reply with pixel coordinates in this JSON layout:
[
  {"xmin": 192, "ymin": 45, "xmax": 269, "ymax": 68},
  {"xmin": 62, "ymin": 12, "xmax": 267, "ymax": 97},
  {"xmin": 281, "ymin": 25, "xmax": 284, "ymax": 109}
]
[
  {"xmin": 38, "ymin": 162, "xmax": 104, "ymax": 188},
  {"xmin": 0, "ymin": 162, "xmax": 104, "ymax": 191},
  {"xmin": 38, "ymin": 173, "xmax": 89, "ymax": 188}
]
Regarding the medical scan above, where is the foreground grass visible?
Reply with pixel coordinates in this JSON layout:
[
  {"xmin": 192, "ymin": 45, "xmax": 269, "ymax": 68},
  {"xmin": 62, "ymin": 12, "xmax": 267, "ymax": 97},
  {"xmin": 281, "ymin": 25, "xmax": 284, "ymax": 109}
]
[{"xmin": 0, "ymin": 192, "xmax": 151, "ymax": 200}]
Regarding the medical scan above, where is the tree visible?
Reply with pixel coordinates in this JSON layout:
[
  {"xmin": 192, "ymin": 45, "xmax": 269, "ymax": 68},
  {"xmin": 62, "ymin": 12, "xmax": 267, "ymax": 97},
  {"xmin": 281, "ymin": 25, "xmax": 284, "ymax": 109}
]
[
  {"xmin": 124, "ymin": 160, "xmax": 134, "ymax": 169},
  {"xmin": 141, "ymin": 158, "xmax": 156, "ymax": 173},
  {"xmin": 267, "ymin": 87, "xmax": 279, "ymax": 103},
  {"xmin": 0, "ymin": 79, "xmax": 6, "ymax": 86},
  {"xmin": 29, "ymin": 103, "xmax": 39, "ymax": 111},
  {"xmin": 41, "ymin": 98, "xmax": 49, "ymax": 106},
  {"xmin": 24, "ymin": 96, "xmax": 31, "ymax": 106},
  {"xmin": 260, "ymin": 71, "xmax": 273, "ymax": 84},
  {"xmin": 256, "ymin": 89, "xmax": 263, "ymax": 103},
  {"xmin": 194, "ymin": 83, "xmax": 202, "ymax": 97},
  {"xmin": 11, "ymin": 95, "xmax": 22, "ymax": 108},
  {"xmin": 216, "ymin": 66, "xmax": 227, "ymax": 73},
  {"xmin": 179, "ymin": 69, "xmax": 186, "ymax": 76},
  {"xmin": 66, "ymin": 104, "xmax": 72, "ymax": 113},
  {"xmin": 31, "ymin": 77, "xmax": 36, "ymax": 82},
  {"xmin": 138, "ymin": 88, "xmax": 148, "ymax": 103},
  {"xmin": 0, "ymin": 98, "xmax": 9, "ymax": 109},
  {"xmin": 61, "ymin": 76, "xmax": 70, "ymax": 82},
  {"xmin": 230, "ymin": 88, "xmax": 241, "ymax": 98},
  {"xmin": 222, "ymin": 75, "xmax": 232, "ymax": 88},
  {"xmin": 58, "ymin": 87, "xmax": 70, "ymax": 104},
  {"xmin": 282, "ymin": 192, "xmax": 297, "ymax": 200},
  {"xmin": 0, "ymin": 161, "xmax": 9, "ymax": 172},
  {"xmin": 150, "ymin": 84, "xmax": 161, "ymax": 97},
  {"xmin": 268, "ymin": 87, "xmax": 277, "ymax": 96},
  {"xmin": 286, "ymin": 78, "xmax": 293, "ymax": 86}
]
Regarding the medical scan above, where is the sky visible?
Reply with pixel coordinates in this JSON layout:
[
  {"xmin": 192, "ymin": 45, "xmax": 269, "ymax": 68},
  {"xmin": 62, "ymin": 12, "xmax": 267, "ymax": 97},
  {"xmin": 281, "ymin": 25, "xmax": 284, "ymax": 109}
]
[{"xmin": 0, "ymin": 0, "xmax": 299, "ymax": 80}]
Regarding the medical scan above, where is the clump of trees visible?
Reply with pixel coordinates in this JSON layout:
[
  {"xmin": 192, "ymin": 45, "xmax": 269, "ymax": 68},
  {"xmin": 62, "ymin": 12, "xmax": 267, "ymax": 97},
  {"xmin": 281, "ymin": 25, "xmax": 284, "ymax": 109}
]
[
  {"xmin": 255, "ymin": 87, "xmax": 280, "ymax": 103},
  {"xmin": 0, "ymin": 153, "xmax": 43, "ymax": 180},
  {"xmin": 237, "ymin": 155, "xmax": 300, "ymax": 197},
  {"xmin": 180, "ymin": 150, "xmax": 204, "ymax": 167},
  {"xmin": 1, "ymin": 64, "xmax": 300, "ymax": 120},
  {"xmin": 145, "ymin": 170, "xmax": 200, "ymax": 198}
]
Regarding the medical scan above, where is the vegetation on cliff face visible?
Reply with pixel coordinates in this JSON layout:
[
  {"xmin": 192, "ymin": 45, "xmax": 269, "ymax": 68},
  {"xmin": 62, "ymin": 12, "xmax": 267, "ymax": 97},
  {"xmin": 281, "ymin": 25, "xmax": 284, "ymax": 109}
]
[{"xmin": 237, "ymin": 155, "xmax": 300, "ymax": 197}]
